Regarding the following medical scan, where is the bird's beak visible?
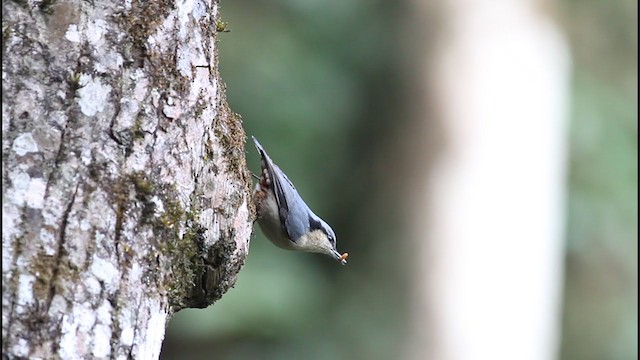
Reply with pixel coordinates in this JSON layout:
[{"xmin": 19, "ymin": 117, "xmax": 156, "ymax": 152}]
[{"xmin": 332, "ymin": 250, "xmax": 348, "ymax": 265}]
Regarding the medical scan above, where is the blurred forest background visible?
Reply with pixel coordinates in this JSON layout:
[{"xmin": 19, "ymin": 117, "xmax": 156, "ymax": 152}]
[{"xmin": 161, "ymin": 0, "xmax": 637, "ymax": 359}]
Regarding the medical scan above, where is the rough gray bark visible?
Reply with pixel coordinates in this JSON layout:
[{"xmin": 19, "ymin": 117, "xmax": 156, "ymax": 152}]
[{"xmin": 2, "ymin": 0, "xmax": 252, "ymax": 358}]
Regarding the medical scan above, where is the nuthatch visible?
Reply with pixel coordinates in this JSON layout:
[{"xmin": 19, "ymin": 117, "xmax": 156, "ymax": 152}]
[{"xmin": 251, "ymin": 136, "xmax": 348, "ymax": 265}]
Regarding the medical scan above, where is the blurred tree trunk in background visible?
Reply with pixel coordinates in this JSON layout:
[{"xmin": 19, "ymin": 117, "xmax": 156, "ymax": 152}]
[
  {"xmin": 2, "ymin": 1, "xmax": 251, "ymax": 358},
  {"xmin": 402, "ymin": 1, "xmax": 570, "ymax": 359}
]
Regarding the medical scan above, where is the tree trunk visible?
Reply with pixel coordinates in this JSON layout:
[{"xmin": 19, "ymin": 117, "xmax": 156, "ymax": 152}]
[
  {"xmin": 2, "ymin": 1, "xmax": 252, "ymax": 358},
  {"xmin": 402, "ymin": 0, "xmax": 569, "ymax": 359}
]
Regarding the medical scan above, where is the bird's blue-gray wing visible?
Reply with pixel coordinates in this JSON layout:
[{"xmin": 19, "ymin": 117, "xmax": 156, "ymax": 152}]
[{"xmin": 270, "ymin": 164, "xmax": 310, "ymax": 241}]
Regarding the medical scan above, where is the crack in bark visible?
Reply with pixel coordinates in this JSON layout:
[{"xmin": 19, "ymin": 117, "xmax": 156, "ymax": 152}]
[
  {"xmin": 107, "ymin": 292, "xmax": 121, "ymax": 358},
  {"xmin": 45, "ymin": 180, "xmax": 80, "ymax": 313},
  {"xmin": 47, "ymin": 307, "xmax": 65, "ymax": 357},
  {"xmin": 3, "ymin": 286, "xmax": 17, "ymax": 355},
  {"xmin": 108, "ymin": 111, "xmax": 126, "ymax": 147},
  {"xmin": 1, "ymin": 297, "xmax": 14, "ymax": 355},
  {"xmin": 127, "ymin": 298, "xmax": 142, "ymax": 360},
  {"xmin": 2, "ymin": 102, "xmax": 17, "ymax": 185},
  {"xmin": 43, "ymin": 109, "xmax": 70, "ymax": 199},
  {"xmin": 113, "ymin": 198, "xmax": 125, "ymax": 263},
  {"xmin": 107, "ymin": 83, "xmax": 126, "ymax": 147},
  {"xmin": 2, "ymin": 205, "xmax": 28, "ymax": 356}
]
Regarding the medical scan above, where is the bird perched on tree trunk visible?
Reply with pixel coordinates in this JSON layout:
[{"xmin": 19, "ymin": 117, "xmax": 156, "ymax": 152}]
[{"xmin": 251, "ymin": 136, "xmax": 348, "ymax": 265}]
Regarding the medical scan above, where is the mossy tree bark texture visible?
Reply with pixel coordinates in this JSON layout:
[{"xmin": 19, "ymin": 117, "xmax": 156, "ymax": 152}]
[{"xmin": 2, "ymin": 0, "xmax": 252, "ymax": 358}]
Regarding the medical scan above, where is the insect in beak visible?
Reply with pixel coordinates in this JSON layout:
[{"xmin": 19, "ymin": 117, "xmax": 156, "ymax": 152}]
[{"xmin": 337, "ymin": 252, "xmax": 348, "ymax": 265}]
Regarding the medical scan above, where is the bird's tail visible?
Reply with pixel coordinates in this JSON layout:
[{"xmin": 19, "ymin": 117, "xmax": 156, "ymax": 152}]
[{"xmin": 251, "ymin": 136, "xmax": 266, "ymax": 156}]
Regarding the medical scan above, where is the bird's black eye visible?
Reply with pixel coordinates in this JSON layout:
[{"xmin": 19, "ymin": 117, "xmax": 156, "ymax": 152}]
[{"xmin": 325, "ymin": 229, "xmax": 336, "ymax": 246}]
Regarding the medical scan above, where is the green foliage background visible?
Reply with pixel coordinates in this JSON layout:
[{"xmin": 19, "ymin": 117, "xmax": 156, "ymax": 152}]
[{"xmin": 161, "ymin": 0, "xmax": 637, "ymax": 359}]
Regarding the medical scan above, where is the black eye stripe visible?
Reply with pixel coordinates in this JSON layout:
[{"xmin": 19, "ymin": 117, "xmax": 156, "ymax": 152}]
[
  {"xmin": 308, "ymin": 216, "xmax": 335, "ymax": 245},
  {"xmin": 324, "ymin": 228, "xmax": 336, "ymax": 245},
  {"xmin": 308, "ymin": 215, "xmax": 323, "ymax": 231}
]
